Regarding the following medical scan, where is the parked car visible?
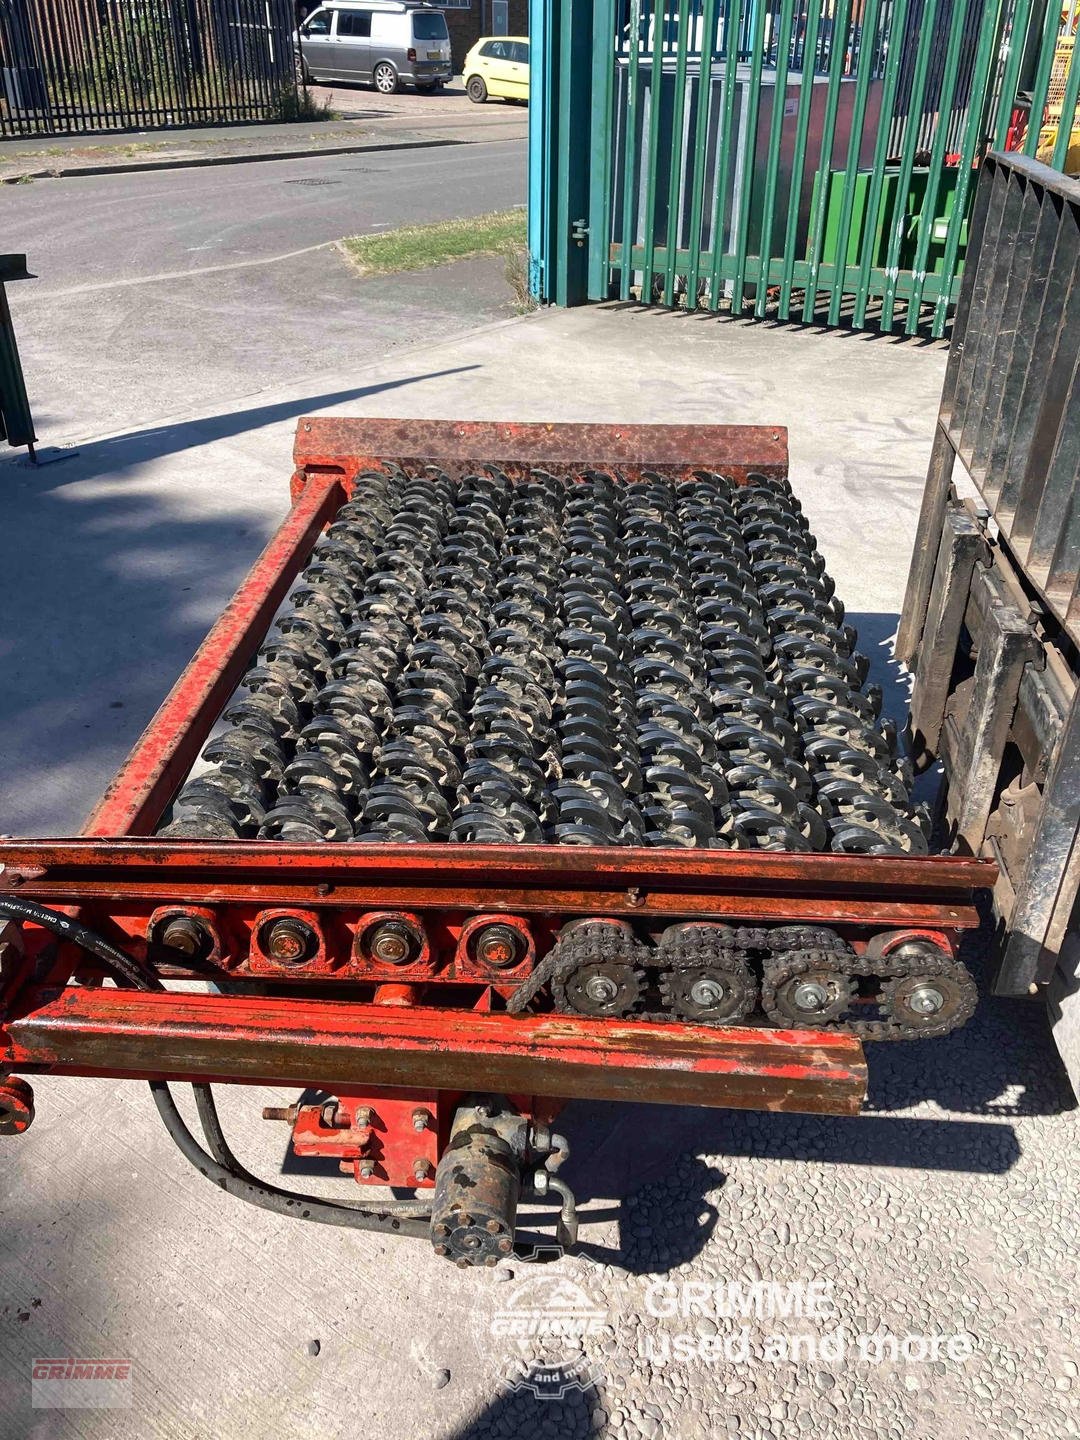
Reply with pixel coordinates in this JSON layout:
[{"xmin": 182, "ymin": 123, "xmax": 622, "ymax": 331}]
[
  {"xmin": 296, "ymin": 0, "xmax": 452, "ymax": 93},
  {"xmin": 463, "ymin": 37, "xmax": 529, "ymax": 104}
]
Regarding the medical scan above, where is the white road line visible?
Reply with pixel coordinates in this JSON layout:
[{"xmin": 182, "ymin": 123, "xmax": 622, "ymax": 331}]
[{"xmin": 11, "ymin": 241, "xmax": 341, "ymax": 301}]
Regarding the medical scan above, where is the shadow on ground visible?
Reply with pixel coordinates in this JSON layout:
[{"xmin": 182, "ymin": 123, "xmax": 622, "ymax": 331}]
[{"xmin": 0, "ymin": 365, "xmax": 476, "ymax": 835}]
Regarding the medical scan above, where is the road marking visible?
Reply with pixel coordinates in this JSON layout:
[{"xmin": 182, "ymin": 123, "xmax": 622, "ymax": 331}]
[{"xmin": 11, "ymin": 242, "xmax": 341, "ymax": 301}]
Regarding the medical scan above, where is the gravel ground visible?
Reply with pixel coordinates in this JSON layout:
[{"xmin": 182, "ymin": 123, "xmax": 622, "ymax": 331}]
[{"xmin": 439, "ymin": 930, "xmax": 1079, "ymax": 1440}]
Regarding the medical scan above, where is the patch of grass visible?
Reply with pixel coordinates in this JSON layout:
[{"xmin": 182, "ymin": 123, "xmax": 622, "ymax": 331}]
[
  {"xmin": 273, "ymin": 83, "xmax": 333, "ymax": 123},
  {"xmin": 341, "ymin": 209, "xmax": 527, "ymax": 277},
  {"xmin": 502, "ymin": 245, "xmax": 538, "ymax": 313}
]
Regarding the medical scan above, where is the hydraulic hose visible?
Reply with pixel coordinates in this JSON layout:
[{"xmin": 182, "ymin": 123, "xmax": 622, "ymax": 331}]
[
  {"xmin": 152, "ymin": 1082, "xmax": 431, "ymax": 1235},
  {"xmin": 0, "ymin": 897, "xmax": 432, "ymax": 1233},
  {"xmin": 0, "ymin": 895, "xmax": 164, "ymax": 992}
]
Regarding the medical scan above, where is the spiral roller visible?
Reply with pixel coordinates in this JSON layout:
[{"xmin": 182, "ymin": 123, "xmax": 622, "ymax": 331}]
[{"xmin": 161, "ymin": 463, "xmax": 927, "ymax": 857}]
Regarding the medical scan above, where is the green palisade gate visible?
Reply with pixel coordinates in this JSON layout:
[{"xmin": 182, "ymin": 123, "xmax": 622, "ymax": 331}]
[{"xmin": 529, "ymin": 0, "xmax": 1080, "ymax": 336}]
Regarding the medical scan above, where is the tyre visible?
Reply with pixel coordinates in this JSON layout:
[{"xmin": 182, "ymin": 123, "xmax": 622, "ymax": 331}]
[
  {"xmin": 467, "ymin": 74, "xmax": 488, "ymax": 103},
  {"xmin": 374, "ymin": 61, "xmax": 398, "ymax": 94},
  {"xmin": 294, "ymin": 53, "xmax": 312, "ymax": 85}
]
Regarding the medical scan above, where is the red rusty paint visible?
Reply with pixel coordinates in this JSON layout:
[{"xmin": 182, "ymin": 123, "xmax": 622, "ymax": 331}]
[
  {"xmin": 289, "ymin": 1088, "xmax": 442, "ymax": 1188},
  {"xmin": 1, "ymin": 986, "xmax": 868, "ymax": 1115},
  {"xmin": 291, "ymin": 418, "xmax": 790, "ymax": 488},
  {"xmin": 82, "ymin": 473, "xmax": 343, "ymax": 838},
  {"xmin": 0, "ymin": 838, "xmax": 993, "ymax": 933}
]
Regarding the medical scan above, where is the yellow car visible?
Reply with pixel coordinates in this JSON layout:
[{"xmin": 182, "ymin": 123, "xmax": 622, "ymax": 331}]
[{"xmin": 464, "ymin": 36, "xmax": 529, "ymax": 104}]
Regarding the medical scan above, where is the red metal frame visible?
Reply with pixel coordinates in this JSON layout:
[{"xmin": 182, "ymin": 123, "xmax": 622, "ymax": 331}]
[
  {"xmin": 2, "ymin": 987, "xmax": 867, "ymax": 1116},
  {"xmin": 0, "ymin": 420, "xmax": 1000, "ymax": 1153}
]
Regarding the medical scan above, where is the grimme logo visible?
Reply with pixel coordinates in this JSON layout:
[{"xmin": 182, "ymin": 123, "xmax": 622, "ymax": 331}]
[
  {"xmin": 491, "ymin": 1275, "xmax": 607, "ymax": 1399},
  {"xmin": 31, "ymin": 1358, "xmax": 133, "ymax": 1409}
]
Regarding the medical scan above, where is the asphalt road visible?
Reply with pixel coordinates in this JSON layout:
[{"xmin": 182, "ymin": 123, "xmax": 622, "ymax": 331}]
[{"xmin": 6, "ymin": 139, "xmax": 527, "ymax": 442}]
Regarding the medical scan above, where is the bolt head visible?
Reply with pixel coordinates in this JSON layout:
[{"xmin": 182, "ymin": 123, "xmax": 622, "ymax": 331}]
[
  {"xmin": 908, "ymin": 983, "xmax": 945, "ymax": 1015},
  {"xmin": 433, "ymin": 1244, "xmax": 448, "ymax": 1256},
  {"xmin": 264, "ymin": 917, "xmax": 315, "ymax": 964},
  {"xmin": 367, "ymin": 920, "xmax": 417, "ymax": 964},
  {"xmin": 160, "ymin": 915, "xmax": 205, "ymax": 957},
  {"xmin": 432, "ymin": 1222, "xmax": 450, "ymax": 1238},
  {"xmin": 475, "ymin": 924, "xmax": 522, "ymax": 968},
  {"xmin": 485, "ymin": 1218, "xmax": 501, "ymax": 1235},
  {"xmin": 689, "ymin": 977, "xmax": 726, "ymax": 1008},
  {"xmin": 358, "ymin": 1161, "xmax": 375, "ymax": 1178},
  {"xmin": 497, "ymin": 1237, "xmax": 513, "ymax": 1254},
  {"xmin": 585, "ymin": 974, "xmax": 619, "ymax": 1004},
  {"xmin": 792, "ymin": 980, "xmax": 830, "ymax": 1013}
]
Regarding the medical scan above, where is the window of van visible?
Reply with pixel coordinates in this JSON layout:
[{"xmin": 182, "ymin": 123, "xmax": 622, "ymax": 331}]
[
  {"xmin": 302, "ymin": 8, "xmax": 330, "ymax": 34},
  {"xmin": 412, "ymin": 12, "xmax": 449, "ymax": 39},
  {"xmin": 338, "ymin": 12, "xmax": 371, "ymax": 36}
]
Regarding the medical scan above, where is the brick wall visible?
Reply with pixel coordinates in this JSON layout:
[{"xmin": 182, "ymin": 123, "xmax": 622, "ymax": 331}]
[{"xmin": 436, "ymin": 1, "xmax": 530, "ymax": 73}]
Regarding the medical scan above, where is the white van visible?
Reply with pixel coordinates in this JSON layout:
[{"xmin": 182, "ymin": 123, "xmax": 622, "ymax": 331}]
[{"xmin": 297, "ymin": 1, "xmax": 453, "ymax": 94}]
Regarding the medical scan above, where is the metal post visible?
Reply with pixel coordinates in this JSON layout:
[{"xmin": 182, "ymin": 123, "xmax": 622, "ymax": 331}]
[
  {"xmin": 550, "ymin": 0, "xmax": 595, "ymax": 307},
  {"xmin": 528, "ymin": 0, "xmax": 551, "ymax": 299},
  {"xmin": 0, "ymin": 257, "xmax": 36, "ymax": 456}
]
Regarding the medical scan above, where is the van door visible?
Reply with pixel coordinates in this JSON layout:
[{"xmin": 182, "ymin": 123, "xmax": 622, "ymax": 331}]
[
  {"xmin": 335, "ymin": 10, "xmax": 372, "ymax": 80},
  {"xmin": 298, "ymin": 7, "xmax": 337, "ymax": 78}
]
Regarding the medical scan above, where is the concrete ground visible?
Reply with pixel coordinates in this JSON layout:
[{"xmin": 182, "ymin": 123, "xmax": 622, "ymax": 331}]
[
  {"xmin": 6, "ymin": 141, "xmax": 527, "ymax": 443},
  {"xmin": 1, "ymin": 305, "xmax": 1077, "ymax": 1440}
]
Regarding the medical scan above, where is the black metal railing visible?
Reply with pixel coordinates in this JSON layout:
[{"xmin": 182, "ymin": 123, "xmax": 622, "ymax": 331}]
[{"xmin": 0, "ymin": 0, "xmax": 299, "ymax": 138}]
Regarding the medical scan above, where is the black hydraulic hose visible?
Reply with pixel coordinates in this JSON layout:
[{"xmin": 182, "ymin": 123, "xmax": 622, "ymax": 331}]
[
  {"xmin": 0, "ymin": 896, "xmax": 164, "ymax": 992},
  {"xmin": 191, "ymin": 1081, "xmax": 433, "ymax": 1220},
  {"xmin": 0, "ymin": 897, "xmax": 432, "ymax": 1234},
  {"xmin": 150, "ymin": 1082, "xmax": 431, "ymax": 1236}
]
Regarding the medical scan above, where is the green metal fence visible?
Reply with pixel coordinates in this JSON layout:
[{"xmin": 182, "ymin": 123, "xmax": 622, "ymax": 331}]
[{"xmin": 531, "ymin": 0, "xmax": 1080, "ymax": 336}]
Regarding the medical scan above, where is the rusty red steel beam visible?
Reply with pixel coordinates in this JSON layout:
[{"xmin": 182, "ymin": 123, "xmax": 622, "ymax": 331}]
[
  {"xmin": 82, "ymin": 474, "xmax": 344, "ymax": 839},
  {"xmin": 1, "ymin": 987, "xmax": 867, "ymax": 1115},
  {"xmin": 0, "ymin": 840, "xmax": 994, "ymax": 928},
  {"xmin": 292, "ymin": 418, "xmax": 790, "ymax": 486}
]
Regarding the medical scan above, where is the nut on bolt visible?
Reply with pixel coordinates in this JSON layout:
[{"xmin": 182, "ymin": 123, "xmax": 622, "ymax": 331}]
[
  {"xmin": 413, "ymin": 1158, "xmax": 434, "ymax": 1181},
  {"xmin": 159, "ymin": 913, "xmax": 210, "ymax": 959},
  {"xmin": 262, "ymin": 916, "xmax": 317, "ymax": 964},
  {"xmin": 473, "ymin": 923, "xmax": 524, "ymax": 969},
  {"xmin": 412, "ymin": 1107, "xmax": 431, "ymax": 1132},
  {"xmin": 365, "ymin": 918, "xmax": 420, "ymax": 965}
]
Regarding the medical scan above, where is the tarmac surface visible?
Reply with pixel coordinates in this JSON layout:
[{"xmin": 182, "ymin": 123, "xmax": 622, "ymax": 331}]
[
  {"xmin": 0, "ymin": 79, "xmax": 526, "ymax": 181},
  {"xmin": 5, "ymin": 140, "xmax": 527, "ymax": 442}
]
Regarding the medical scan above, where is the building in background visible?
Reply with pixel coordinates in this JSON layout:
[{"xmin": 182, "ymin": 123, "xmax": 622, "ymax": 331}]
[{"xmin": 431, "ymin": 0, "xmax": 527, "ymax": 71}]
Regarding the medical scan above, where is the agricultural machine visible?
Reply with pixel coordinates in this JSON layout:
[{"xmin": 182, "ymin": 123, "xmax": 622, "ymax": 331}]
[{"xmin": 0, "ymin": 153, "xmax": 1076, "ymax": 1267}]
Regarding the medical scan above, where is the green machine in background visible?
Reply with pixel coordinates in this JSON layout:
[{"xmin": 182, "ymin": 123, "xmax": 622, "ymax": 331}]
[{"xmin": 808, "ymin": 166, "xmax": 970, "ymax": 276}]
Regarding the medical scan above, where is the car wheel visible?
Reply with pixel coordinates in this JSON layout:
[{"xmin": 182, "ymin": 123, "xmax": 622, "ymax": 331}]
[
  {"xmin": 467, "ymin": 74, "xmax": 488, "ymax": 103},
  {"xmin": 374, "ymin": 62, "xmax": 398, "ymax": 94},
  {"xmin": 294, "ymin": 53, "xmax": 312, "ymax": 85}
]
